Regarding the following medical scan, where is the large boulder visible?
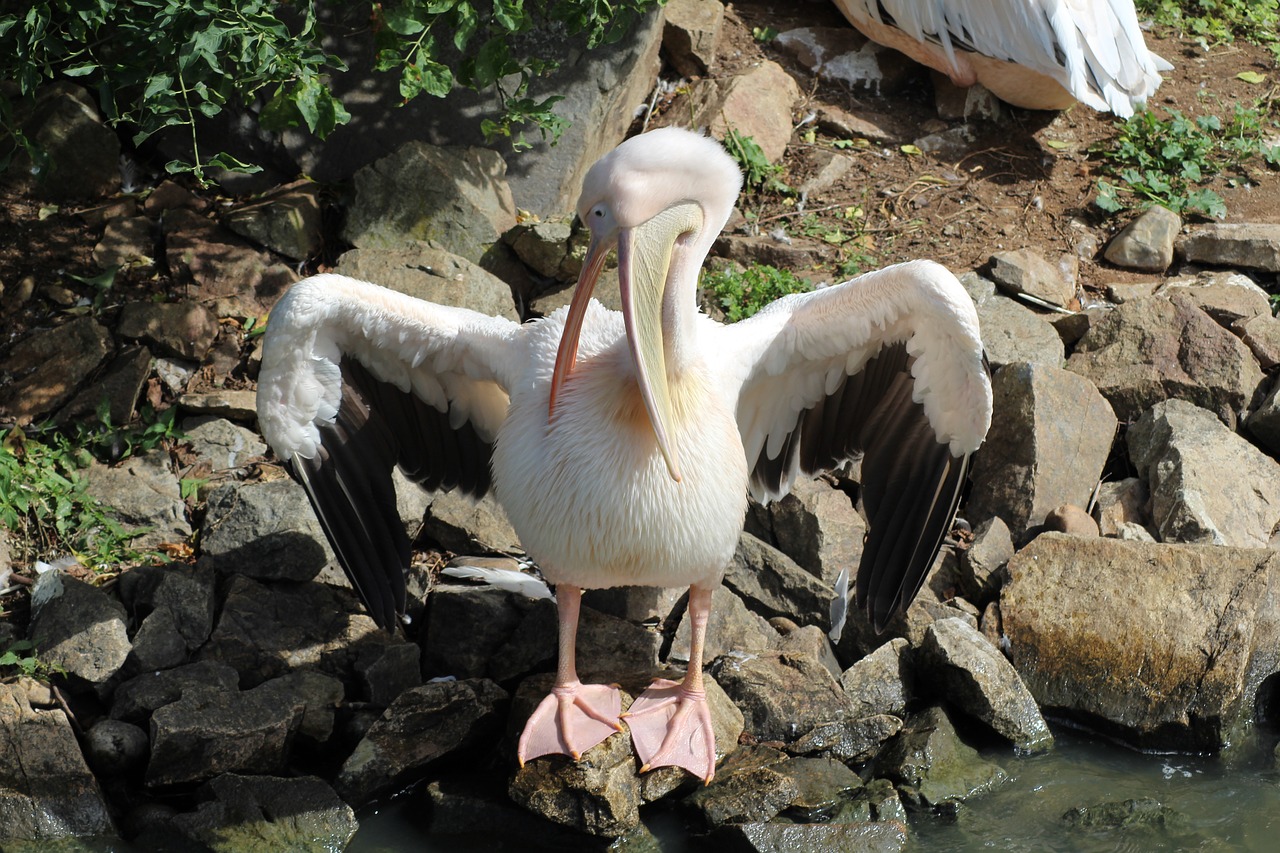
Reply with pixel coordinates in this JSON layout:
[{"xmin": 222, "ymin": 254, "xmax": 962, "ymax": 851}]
[{"xmin": 1002, "ymin": 533, "xmax": 1280, "ymax": 751}]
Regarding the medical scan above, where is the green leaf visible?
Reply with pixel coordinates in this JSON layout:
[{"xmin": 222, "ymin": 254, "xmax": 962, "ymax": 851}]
[
  {"xmin": 1237, "ymin": 71, "xmax": 1267, "ymax": 83},
  {"xmin": 900, "ymin": 144, "xmax": 922, "ymax": 156},
  {"xmin": 1044, "ymin": 139, "xmax": 1069, "ymax": 150}
]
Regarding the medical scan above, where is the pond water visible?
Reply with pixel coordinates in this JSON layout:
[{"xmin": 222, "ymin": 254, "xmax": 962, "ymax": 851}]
[{"xmin": 348, "ymin": 728, "xmax": 1280, "ymax": 852}]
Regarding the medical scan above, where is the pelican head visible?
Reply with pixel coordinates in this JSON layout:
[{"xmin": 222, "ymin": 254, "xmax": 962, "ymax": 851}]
[{"xmin": 549, "ymin": 128, "xmax": 742, "ymax": 482}]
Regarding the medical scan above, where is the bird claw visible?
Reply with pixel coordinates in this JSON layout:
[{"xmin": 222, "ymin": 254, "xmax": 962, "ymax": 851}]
[
  {"xmin": 624, "ymin": 678, "xmax": 717, "ymax": 783},
  {"xmin": 517, "ymin": 682, "xmax": 623, "ymax": 765}
]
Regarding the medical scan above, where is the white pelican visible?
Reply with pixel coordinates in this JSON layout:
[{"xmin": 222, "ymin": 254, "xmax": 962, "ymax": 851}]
[
  {"xmin": 255, "ymin": 127, "xmax": 992, "ymax": 782},
  {"xmin": 832, "ymin": 0, "xmax": 1170, "ymax": 116}
]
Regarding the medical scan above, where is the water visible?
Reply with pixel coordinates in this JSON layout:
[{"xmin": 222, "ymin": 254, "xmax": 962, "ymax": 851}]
[{"xmin": 348, "ymin": 728, "xmax": 1280, "ymax": 851}]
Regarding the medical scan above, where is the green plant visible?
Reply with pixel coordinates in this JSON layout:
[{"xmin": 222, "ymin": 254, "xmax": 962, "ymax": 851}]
[
  {"xmin": 702, "ymin": 263, "xmax": 810, "ymax": 323},
  {"xmin": 1092, "ymin": 104, "xmax": 1278, "ymax": 218},
  {"xmin": 1137, "ymin": 0, "xmax": 1280, "ymax": 60},
  {"xmin": 724, "ymin": 128, "xmax": 790, "ymax": 194},
  {"xmin": 0, "ymin": 640, "xmax": 63, "ymax": 681}
]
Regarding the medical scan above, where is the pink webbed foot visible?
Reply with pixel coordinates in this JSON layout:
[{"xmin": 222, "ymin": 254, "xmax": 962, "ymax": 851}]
[
  {"xmin": 623, "ymin": 678, "xmax": 717, "ymax": 783},
  {"xmin": 517, "ymin": 681, "xmax": 624, "ymax": 765}
]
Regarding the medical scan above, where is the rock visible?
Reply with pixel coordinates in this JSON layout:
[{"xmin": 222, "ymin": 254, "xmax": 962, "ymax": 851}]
[
  {"xmin": 1043, "ymin": 504, "xmax": 1099, "ymax": 537},
  {"xmin": 116, "ymin": 300, "xmax": 220, "ymax": 361},
  {"xmin": 337, "ymin": 679, "xmax": 507, "ymax": 805},
  {"xmin": 1093, "ymin": 478, "xmax": 1151, "ymax": 538},
  {"xmin": 789, "ymin": 714, "xmax": 903, "ymax": 764},
  {"xmin": 12, "ymin": 82, "xmax": 121, "ymax": 200},
  {"xmin": 974, "ymin": 293, "xmax": 1066, "ymax": 369},
  {"xmin": 989, "ymin": 249, "xmax": 1076, "ymax": 309},
  {"xmin": 1104, "ymin": 205, "xmax": 1180, "ymax": 271},
  {"xmin": 914, "ymin": 125, "xmax": 977, "ymax": 160},
  {"xmin": 840, "ymin": 638, "xmax": 911, "ymax": 719},
  {"xmin": 200, "ymin": 480, "xmax": 333, "ymax": 582},
  {"xmin": 711, "ymin": 649, "xmax": 853, "ymax": 744},
  {"xmin": 875, "ymin": 705, "xmax": 1007, "ymax": 811},
  {"xmin": 55, "ymin": 345, "xmax": 152, "ymax": 426},
  {"xmin": 670, "ymin": 586, "xmax": 779, "ymax": 665},
  {"xmin": 0, "ymin": 684, "xmax": 115, "ymax": 842},
  {"xmin": 423, "ymin": 584, "xmax": 555, "ymax": 681},
  {"xmin": 774, "ymin": 755, "xmax": 866, "ymax": 820},
  {"xmin": 1176, "ymin": 223, "xmax": 1280, "ymax": 272},
  {"xmin": 224, "ymin": 180, "xmax": 324, "ymax": 261},
  {"xmin": 1003, "ymin": 533, "xmax": 1280, "ymax": 750},
  {"xmin": 1246, "ymin": 378, "xmax": 1280, "ymax": 456},
  {"xmin": 723, "ymin": 533, "xmax": 835, "ymax": 631},
  {"xmin": 813, "ymin": 103, "xmax": 900, "ymax": 143},
  {"xmin": 0, "ymin": 316, "xmax": 112, "ymax": 423},
  {"xmin": 663, "ymin": 0, "xmax": 724, "ymax": 77},
  {"xmin": 582, "ymin": 585, "xmax": 683, "ymax": 624},
  {"xmin": 165, "ymin": 774, "xmax": 357, "ymax": 853},
  {"xmin": 968, "ymin": 363, "xmax": 1117, "ymax": 538},
  {"xmin": 83, "ymin": 450, "xmax": 191, "ymax": 550},
  {"xmin": 746, "ymin": 476, "xmax": 865, "ymax": 589},
  {"xmin": 1164, "ymin": 270, "xmax": 1272, "ymax": 327},
  {"xmin": 145, "ymin": 180, "xmax": 204, "ymax": 213},
  {"xmin": 341, "ymin": 142, "xmax": 515, "ymax": 261},
  {"xmin": 918, "ymin": 618, "xmax": 1053, "ymax": 752},
  {"xmin": 182, "ymin": 416, "xmax": 268, "ymax": 470},
  {"xmin": 425, "ymin": 773, "xmax": 608, "ymax": 845},
  {"xmin": 178, "ymin": 389, "xmax": 259, "ymax": 421},
  {"xmin": 684, "ymin": 61, "xmax": 800, "ymax": 163},
  {"xmin": 145, "ymin": 680, "xmax": 306, "ymax": 787},
  {"xmin": 960, "ymin": 516, "xmax": 1014, "ymax": 601},
  {"xmin": 423, "ymin": 490, "xmax": 522, "ymax": 554},
  {"xmin": 84, "ymin": 719, "xmax": 150, "ymax": 776},
  {"xmin": 777, "ymin": 623, "xmax": 843, "ymax": 681},
  {"xmin": 353, "ymin": 642, "xmax": 422, "ymax": 709},
  {"xmin": 1127, "ymin": 400, "xmax": 1280, "ymax": 548},
  {"xmin": 110, "ymin": 660, "xmax": 241, "ymax": 725},
  {"xmin": 685, "ymin": 746, "xmax": 798, "ymax": 828},
  {"xmin": 29, "ymin": 571, "xmax": 131, "ymax": 688},
  {"xmin": 117, "ymin": 562, "xmax": 217, "ymax": 673},
  {"xmin": 506, "ymin": 219, "xmax": 577, "ymax": 282},
  {"xmin": 1061, "ymin": 796, "xmax": 1216, "ymax": 849},
  {"xmin": 1068, "ymin": 295, "xmax": 1265, "ymax": 424},
  {"xmin": 578, "ymin": 606, "xmax": 664, "ymax": 676},
  {"xmin": 163, "ymin": 208, "xmax": 298, "ymax": 313},
  {"xmin": 92, "ymin": 215, "xmax": 155, "ymax": 269},
  {"xmin": 333, "ymin": 242, "xmax": 518, "ymax": 321},
  {"xmin": 1233, "ymin": 312, "xmax": 1280, "ymax": 370},
  {"xmin": 722, "ymin": 821, "xmax": 908, "ymax": 853}
]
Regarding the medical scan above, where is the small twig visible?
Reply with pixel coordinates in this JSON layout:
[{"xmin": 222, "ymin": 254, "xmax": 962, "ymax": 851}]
[{"xmin": 52, "ymin": 684, "xmax": 84, "ymax": 735}]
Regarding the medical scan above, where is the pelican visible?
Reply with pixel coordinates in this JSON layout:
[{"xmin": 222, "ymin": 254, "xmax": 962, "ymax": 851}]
[
  {"xmin": 255, "ymin": 127, "xmax": 992, "ymax": 782},
  {"xmin": 832, "ymin": 0, "xmax": 1170, "ymax": 116}
]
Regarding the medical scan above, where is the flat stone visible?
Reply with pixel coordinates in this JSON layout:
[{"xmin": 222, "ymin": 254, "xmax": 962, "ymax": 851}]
[
  {"xmin": 110, "ymin": 661, "xmax": 241, "ymax": 725},
  {"xmin": 224, "ymin": 180, "xmax": 324, "ymax": 261},
  {"xmin": 199, "ymin": 480, "xmax": 332, "ymax": 582},
  {"xmin": 960, "ymin": 515, "xmax": 1014, "ymax": 601},
  {"xmin": 93, "ymin": 215, "xmax": 155, "ymax": 269},
  {"xmin": 333, "ymin": 243, "xmax": 519, "ymax": 321},
  {"xmin": 1163, "ymin": 270, "xmax": 1272, "ymax": 327},
  {"xmin": 840, "ymin": 637, "xmax": 911, "ymax": 719},
  {"xmin": 723, "ymin": 533, "xmax": 834, "ymax": 631},
  {"xmin": 83, "ymin": 449, "xmax": 191, "ymax": 550},
  {"xmin": 685, "ymin": 746, "xmax": 798, "ymax": 828},
  {"xmin": 746, "ymin": 476, "xmax": 865, "ymax": 590},
  {"xmin": 1104, "ymin": 205, "xmax": 1180, "ymax": 271},
  {"xmin": 163, "ymin": 207, "xmax": 298, "ymax": 313},
  {"xmin": 0, "ymin": 316, "xmax": 112, "ymax": 423},
  {"xmin": 711, "ymin": 649, "xmax": 853, "ymax": 745},
  {"xmin": 55, "ymin": 345, "xmax": 152, "ymax": 426},
  {"xmin": 117, "ymin": 300, "xmax": 219, "ymax": 361},
  {"xmin": 13, "ymin": 82, "xmax": 120, "ymax": 200},
  {"xmin": 1233, "ymin": 313, "xmax": 1280, "ymax": 370},
  {"xmin": 788, "ymin": 714, "xmax": 903, "ymax": 764},
  {"xmin": 1177, "ymin": 223, "xmax": 1280, "ymax": 272},
  {"xmin": 975, "ymin": 293, "xmax": 1066, "ymax": 368},
  {"xmin": 29, "ymin": 571, "xmax": 131, "ymax": 688},
  {"xmin": 989, "ymin": 249, "xmax": 1077, "ymax": 309},
  {"xmin": 178, "ymin": 389, "xmax": 259, "ymax": 421},
  {"xmin": 423, "ymin": 489, "xmax": 522, "ymax": 554}
]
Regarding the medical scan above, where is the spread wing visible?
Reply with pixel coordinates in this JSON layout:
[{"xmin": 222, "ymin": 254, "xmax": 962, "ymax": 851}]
[
  {"xmin": 256, "ymin": 274, "xmax": 523, "ymax": 629},
  {"xmin": 714, "ymin": 260, "xmax": 992, "ymax": 633}
]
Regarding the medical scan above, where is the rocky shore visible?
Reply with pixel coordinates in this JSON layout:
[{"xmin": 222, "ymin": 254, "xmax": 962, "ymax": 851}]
[{"xmin": 3, "ymin": 1, "xmax": 1280, "ymax": 850}]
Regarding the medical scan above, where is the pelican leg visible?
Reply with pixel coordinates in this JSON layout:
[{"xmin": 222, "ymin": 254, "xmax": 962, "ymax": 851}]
[
  {"xmin": 517, "ymin": 584, "xmax": 624, "ymax": 765},
  {"xmin": 624, "ymin": 584, "xmax": 718, "ymax": 783}
]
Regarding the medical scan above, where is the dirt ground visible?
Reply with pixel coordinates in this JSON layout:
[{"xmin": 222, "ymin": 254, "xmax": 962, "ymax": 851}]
[{"xmin": 1, "ymin": 2, "xmax": 1278, "ymax": 349}]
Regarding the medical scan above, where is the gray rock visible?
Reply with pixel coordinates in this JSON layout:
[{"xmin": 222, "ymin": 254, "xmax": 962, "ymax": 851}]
[
  {"xmin": 117, "ymin": 562, "xmax": 217, "ymax": 673},
  {"xmin": 424, "ymin": 489, "xmax": 522, "ymax": 554},
  {"xmin": 224, "ymin": 180, "xmax": 324, "ymax": 261},
  {"xmin": 426, "ymin": 773, "xmax": 609, "ymax": 845},
  {"xmin": 117, "ymin": 300, "xmax": 220, "ymax": 361},
  {"xmin": 254, "ymin": 670, "xmax": 346, "ymax": 744},
  {"xmin": 1233, "ymin": 312, "xmax": 1280, "ymax": 369},
  {"xmin": 84, "ymin": 719, "xmax": 150, "ymax": 776},
  {"xmin": 777, "ymin": 623, "xmax": 843, "ymax": 681},
  {"xmin": 914, "ymin": 126, "xmax": 977, "ymax": 160},
  {"xmin": 578, "ymin": 605, "xmax": 664, "ymax": 677},
  {"xmin": 711, "ymin": 649, "xmax": 853, "ymax": 744},
  {"xmin": 0, "ymin": 315, "xmax": 112, "ymax": 423},
  {"xmin": 179, "ymin": 389, "xmax": 259, "ymax": 421},
  {"xmin": 1163, "ymin": 270, "xmax": 1272, "ymax": 327},
  {"xmin": 669, "ymin": 586, "xmax": 779, "ymax": 665},
  {"xmin": 0, "ymin": 684, "xmax": 115, "ymax": 842},
  {"xmin": 1104, "ymin": 206, "xmax": 1180, "ymax": 271},
  {"xmin": 55, "ymin": 345, "xmax": 152, "ymax": 426},
  {"xmin": 1093, "ymin": 478, "xmax": 1151, "ymax": 538},
  {"xmin": 961, "ymin": 516, "xmax": 1014, "ymax": 601},
  {"xmin": 789, "ymin": 714, "xmax": 903, "ymax": 764},
  {"xmin": 167, "ymin": 774, "xmax": 357, "ymax": 853},
  {"xmin": 875, "ymin": 705, "xmax": 1007, "ymax": 811},
  {"xmin": 683, "ymin": 61, "xmax": 800, "ymax": 163},
  {"xmin": 746, "ymin": 476, "xmax": 865, "ymax": 589},
  {"xmin": 774, "ymin": 755, "xmax": 866, "ymax": 821},
  {"xmin": 92, "ymin": 216, "xmax": 156, "ymax": 269},
  {"xmin": 989, "ymin": 249, "xmax": 1077, "ymax": 309},
  {"xmin": 333, "ymin": 242, "xmax": 519, "ymax": 321},
  {"xmin": 182, "ymin": 416, "xmax": 268, "ymax": 470},
  {"xmin": 1177, "ymin": 223, "xmax": 1280, "ymax": 272},
  {"xmin": 341, "ymin": 142, "xmax": 515, "ymax": 261},
  {"xmin": 11, "ymin": 81, "xmax": 121, "ymax": 200},
  {"xmin": 840, "ymin": 637, "xmax": 912, "ymax": 719},
  {"xmin": 723, "ymin": 533, "xmax": 834, "ymax": 631},
  {"xmin": 723, "ymin": 821, "xmax": 908, "ymax": 853},
  {"xmin": 84, "ymin": 449, "xmax": 191, "ymax": 550},
  {"xmin": 1003, "ymin": 533, "xmax": 1280, "ymax": 751},
  {"xmin": 506, "ymin": 219, "xmax": 577, "ymax": 281},
  {"xmin": 110, "ymin": 661, "xmax": 241, "ymax": 725},
  {"xmin": 1127, "ymin": 399, "xmax": 1280, "ymax": 548},
  {"xmin": 354, "ymin": 641, "xmax": 422, "ymax": 708},
  {"xmin": 1068, "ymin": 295, "xmax": 1265, "ymax": 424},
  {"xmin": 1246, "ymin": 377, "xmax": 1280, "ymax": 456},
  {"xmin": 663, "ymin": 0, "xmax": 724, "ymax": 77},
  {"xmin": 583, "ymin": 585, "xmax": 684, "ymax": 624},
  {"xmin": 919, "ymin": 618, "xmax": 1053, "ymax": 752},
  {"xmin": 200, "ymin": 480, "xmax": 332, "ymax": 582},
  {"xmin": 968, "ymin": 363, "xmax": 1117, "ymax": 538},
  {"xmin": 777, "ymin": 27, "xmax": 917, "ymax": 94},
  {"xmin": 424, "ymin": 584, "xmax": 555, "ymax": 681},
  {"xmin": 337, "ymin": 678, "xmax": 507, "ymax": 805},
  {"xmin": 163, "ymin": 207, "xmax": 298, "ymax": 314},
  {"xmin": 29, "ymin": 571, "xmax": 131, "ymax": 688},
  {"xmin": 975, "ymin": 293, "xmax": 1066, "ymax": 369},
  {"xmin": 199, "ymin": 574, "xmax": 413, "ymax": 691},
  {"xmin": 685, "ymin": 746, "xmax": 798, "ymax": 828},
  {"xmin": 145, "ymin": 681, "xmax": 303, "ymax": 787}
]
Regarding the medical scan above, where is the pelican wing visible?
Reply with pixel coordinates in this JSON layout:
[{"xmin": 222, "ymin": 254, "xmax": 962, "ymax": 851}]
[
  {"xmin": 836, "ymin": 0, "xmax": 1169, "ymax": 116},
  {"xmin": 256, "ymin": 274, "xmax": 522, "ymax": 629},
  {"xmin": 716, "ymin": 260, "xmax": 992, "ymax": 632}
]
